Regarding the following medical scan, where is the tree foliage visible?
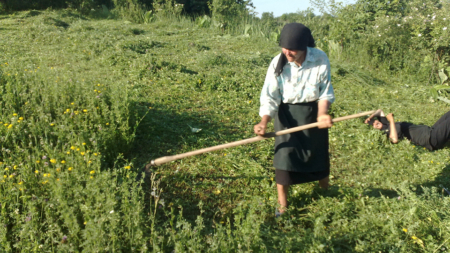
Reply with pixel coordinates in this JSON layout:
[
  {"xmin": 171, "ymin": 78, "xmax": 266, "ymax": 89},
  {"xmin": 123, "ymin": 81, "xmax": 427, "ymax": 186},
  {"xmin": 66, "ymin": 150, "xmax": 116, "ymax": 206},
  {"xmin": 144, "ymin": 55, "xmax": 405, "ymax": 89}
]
[{"xmin": 0, "ymin": 0, "xmax": 252, "ymax": 16}]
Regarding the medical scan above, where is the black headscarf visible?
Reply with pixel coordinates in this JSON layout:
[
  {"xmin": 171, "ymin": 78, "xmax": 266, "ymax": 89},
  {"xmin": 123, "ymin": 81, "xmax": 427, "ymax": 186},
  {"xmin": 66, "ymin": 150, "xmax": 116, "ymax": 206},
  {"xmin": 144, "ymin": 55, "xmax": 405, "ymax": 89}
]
[{"xmin": 275, "ymin": 23, "xmax": 316, "ymax": 76}]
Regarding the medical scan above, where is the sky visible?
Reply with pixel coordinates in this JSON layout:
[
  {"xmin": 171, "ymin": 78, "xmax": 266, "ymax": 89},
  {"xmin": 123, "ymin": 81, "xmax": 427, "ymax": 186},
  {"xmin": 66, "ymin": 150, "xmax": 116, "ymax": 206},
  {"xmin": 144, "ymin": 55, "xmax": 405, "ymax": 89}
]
[{"xmin": 251, "ymin": 0, "xmax": 357, "ymax": 18}]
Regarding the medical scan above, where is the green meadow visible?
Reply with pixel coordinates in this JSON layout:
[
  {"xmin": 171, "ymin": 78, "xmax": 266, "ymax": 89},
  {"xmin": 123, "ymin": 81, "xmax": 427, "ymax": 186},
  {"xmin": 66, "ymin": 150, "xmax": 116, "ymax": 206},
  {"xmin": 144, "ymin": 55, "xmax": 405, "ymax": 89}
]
[{"xmin": 1, "ymin": 8, "xmax": 450, "ymax": 252}]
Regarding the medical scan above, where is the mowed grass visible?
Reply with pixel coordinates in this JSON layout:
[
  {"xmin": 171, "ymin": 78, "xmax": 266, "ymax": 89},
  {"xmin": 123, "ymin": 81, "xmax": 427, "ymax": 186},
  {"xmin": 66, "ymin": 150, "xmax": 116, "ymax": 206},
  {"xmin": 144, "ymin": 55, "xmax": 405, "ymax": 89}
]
[{"xmin": 0, "ymin": 9, "xmax": 449, "ymax": 252}]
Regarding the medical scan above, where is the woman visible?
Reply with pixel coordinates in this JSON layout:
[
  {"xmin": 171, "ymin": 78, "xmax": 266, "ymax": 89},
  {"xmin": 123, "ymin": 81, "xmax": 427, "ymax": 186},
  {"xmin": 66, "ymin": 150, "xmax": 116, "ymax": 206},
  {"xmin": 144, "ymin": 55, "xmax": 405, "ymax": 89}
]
[
  {"xmin": 366, "ymin": 109, "xmax": 450, "ymax": 151},
  {"xmin": 254, "ymin": 23, "xmax": 335, "ymax": 216}
]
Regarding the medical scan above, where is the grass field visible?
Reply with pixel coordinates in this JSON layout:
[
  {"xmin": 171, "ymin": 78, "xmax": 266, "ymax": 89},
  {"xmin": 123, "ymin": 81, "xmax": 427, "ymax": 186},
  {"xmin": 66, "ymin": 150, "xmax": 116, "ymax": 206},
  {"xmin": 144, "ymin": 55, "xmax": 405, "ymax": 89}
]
[{"xmin": 1, "ymin": 9, "xmax": 450, "ymax": 252}]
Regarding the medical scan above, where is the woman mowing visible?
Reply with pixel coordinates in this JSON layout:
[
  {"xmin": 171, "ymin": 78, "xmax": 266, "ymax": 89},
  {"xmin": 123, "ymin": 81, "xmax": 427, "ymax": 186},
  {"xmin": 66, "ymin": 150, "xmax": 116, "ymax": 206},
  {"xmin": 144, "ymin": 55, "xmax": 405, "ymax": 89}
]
[
  {"xmin": 366, "ymin": 109, "xmax": 450, "ymax": 151},
  {"xmin": 254, "ymin": 23, "xmax": 335, "ymax": 216}
]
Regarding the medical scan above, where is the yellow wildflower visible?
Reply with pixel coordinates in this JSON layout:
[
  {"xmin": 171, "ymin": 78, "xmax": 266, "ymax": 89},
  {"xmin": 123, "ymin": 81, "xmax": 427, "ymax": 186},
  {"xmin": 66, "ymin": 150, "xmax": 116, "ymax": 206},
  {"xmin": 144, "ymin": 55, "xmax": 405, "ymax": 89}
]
[
  {"xmin": 83, "ymin": 109, "xmax": 87, "ymax": 113},
  {"xmin": 68, "ymin": 167, "xmax": 73, "ymax": 171},
  {"xmin": 50, "ymin": 159, "xmax": 56, "ymax": 163},
  {"xmin": 80, "ymin": 152, "xmax": 85, "ymax": 156},
  {"xmin": 82, "ymin": 143, "xmax": 86, "ymax": 145},
  {"xmin": 36, "ymin": 160, "xmax": 40, "ymax": 163},
  {"xmin": 403, "ymin": 228, "xmax": 407, "ymax": 233},
  {"xmin": 70, "ymin": 146, "xmax": 76, "ymax": 150},
  {"xmin": 94, "ymin": 153, "xmax": 98, "ymax": 156},
  {"xmin": 106, "ymin": 123, "xmax": 109, "ymax": 125},
  {"xmin": 66, "ymin": 151, "xmax": 70, "ymax": 155},
  {"xmin": 50, "ymin": 123, "xmax": 55, "ymax": 126},
  {"xmin": 13, "ymin": 113, "xmax": 18, "ymax": 116},
  {"xmin": 19, "ymin": 117, "xmax": 23, "ymax": 120},
  {"xmin": 13, "ymin": 165, "xmax": 17, "ymax": 170},
  {"xmin": 412, "ymin": 236, "xmax": 417, "ymax": 240},
  {"xmin": 35, "ymin": 170, "xmax": 39, "ymax": 174},
  {"xmin": 18, "ymin": 181, "xmax": 23, "ymax": 185},
  {"xmin": 124, "ymin": 166, "xmax": 131, "ymax": 170},
  {"xmin": 56, "ymin": 168, "xmax": 61, "ymax": 172},
  {"xmin": 90, "ymin": 170, "xmax": 95, "ymax": 174},
  {"xmin": 8, "ymin": 124, "xmax": 13, "ymax": 129},
  {"xmin": 61, "ymin": 160, "xmax": 66, "ymax": 164}
]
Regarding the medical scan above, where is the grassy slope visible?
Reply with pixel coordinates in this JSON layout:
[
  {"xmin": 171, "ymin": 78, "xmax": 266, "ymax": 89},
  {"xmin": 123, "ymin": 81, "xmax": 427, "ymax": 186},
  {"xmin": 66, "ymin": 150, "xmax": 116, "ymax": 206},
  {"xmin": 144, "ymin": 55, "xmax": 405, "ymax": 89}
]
[{"xmin": 0, "ymin": 10, "xmax": 449, "ymax": 252}]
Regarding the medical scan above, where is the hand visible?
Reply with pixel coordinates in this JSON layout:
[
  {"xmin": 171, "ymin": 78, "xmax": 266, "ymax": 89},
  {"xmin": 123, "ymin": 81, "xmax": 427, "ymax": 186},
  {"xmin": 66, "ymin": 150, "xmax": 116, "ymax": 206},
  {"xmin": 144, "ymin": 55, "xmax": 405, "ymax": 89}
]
[
  {"xmin": 386, "ymin": 113, "xmax": 394, "ymax": 122},
  {"xmin": 364, "ymin": 117, "xmax": 372, "ymax": 124},
  {"xmin": 317, "ymin": 114, "xmax": 333, "ymax": 129},
  {"xmin": 254, "ymin": 122, "xmax": 267, "ymax": 136}
]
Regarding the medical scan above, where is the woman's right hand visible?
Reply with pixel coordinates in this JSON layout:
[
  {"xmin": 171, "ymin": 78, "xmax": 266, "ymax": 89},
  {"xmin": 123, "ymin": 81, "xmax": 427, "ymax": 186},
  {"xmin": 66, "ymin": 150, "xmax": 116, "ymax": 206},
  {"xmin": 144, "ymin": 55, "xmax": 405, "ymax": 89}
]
[
  {"xmin": 254, "ymin": 115, "xmax": 271, "ymax": 136},
  {"xmin": 254, "ymin": 121, "xmax": 267, "ymax": 136}
]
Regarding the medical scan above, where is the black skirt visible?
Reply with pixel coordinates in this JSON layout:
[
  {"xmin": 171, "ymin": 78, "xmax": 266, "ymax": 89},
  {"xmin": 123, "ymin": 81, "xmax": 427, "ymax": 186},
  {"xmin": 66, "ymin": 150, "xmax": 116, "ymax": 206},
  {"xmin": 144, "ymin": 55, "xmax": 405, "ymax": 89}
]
[{"xmin": 273, "ymin": 102, "xmax": 330, "ymax": 185}]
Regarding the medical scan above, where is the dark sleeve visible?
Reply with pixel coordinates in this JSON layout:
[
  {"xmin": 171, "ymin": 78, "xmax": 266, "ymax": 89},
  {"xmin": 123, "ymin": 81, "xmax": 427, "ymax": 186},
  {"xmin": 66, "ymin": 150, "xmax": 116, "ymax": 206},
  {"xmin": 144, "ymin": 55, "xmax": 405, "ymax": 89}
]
[{"xmin": 394, "ymin": 123, "xmax": 403, "ymax": 139}]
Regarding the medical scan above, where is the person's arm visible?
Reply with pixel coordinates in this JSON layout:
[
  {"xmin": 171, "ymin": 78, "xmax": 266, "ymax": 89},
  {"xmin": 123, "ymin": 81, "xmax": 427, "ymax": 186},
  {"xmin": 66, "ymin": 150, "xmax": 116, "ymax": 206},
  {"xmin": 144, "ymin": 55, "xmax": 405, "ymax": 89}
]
[
  {"xmin": 364, "ymin": 109, "xmax": 385, "ymax": 124},
  {"xmin": 317, "ymin": 100, "xmax": 332, "ymax": 129},
  {"xmin": 316, "ymin": 56, "xmax": 334, "ymax": 129},
  {"xmin": 254, "ymin": 115, "xmax": 271, "ymax": 136},
  {"xmin": 386, "ymin": 113, "xmax": 398, "ymax": 143},
  {"xmin": 255, "ymin": 56, "xmax": 280, "ymax": 136}
]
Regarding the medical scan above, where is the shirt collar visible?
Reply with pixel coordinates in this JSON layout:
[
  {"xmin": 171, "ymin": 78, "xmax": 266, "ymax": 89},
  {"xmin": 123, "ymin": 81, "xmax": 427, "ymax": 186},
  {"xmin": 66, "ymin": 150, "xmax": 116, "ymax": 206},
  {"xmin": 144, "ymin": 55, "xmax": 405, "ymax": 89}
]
[
  {"xmin": 304, "ymin": 47, "xmax": 315, "ymax": 63},
  {"xmin": 286, "ymin": 47, "xmax": 315, "ymax": 67}
]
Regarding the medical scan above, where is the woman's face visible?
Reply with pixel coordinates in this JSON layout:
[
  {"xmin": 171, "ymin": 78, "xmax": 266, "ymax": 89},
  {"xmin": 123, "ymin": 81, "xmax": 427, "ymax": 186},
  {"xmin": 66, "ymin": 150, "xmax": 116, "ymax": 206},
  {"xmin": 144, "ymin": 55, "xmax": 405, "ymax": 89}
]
[
  {"xmin": 282, "ymin": 48, "xmax": 305, "ymax": 63},
  {"xmin": 372, "ymin": 120, "xmax": 383, "ymax": 130}
]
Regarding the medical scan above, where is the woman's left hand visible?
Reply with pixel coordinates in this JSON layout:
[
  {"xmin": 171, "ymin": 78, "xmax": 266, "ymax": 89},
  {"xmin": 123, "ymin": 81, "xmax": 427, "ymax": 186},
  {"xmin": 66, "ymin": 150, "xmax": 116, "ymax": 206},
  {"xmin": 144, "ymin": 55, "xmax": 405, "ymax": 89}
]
[{"xmin": 317, "ymin": 114, "xmax": 333, "ymax": 129}]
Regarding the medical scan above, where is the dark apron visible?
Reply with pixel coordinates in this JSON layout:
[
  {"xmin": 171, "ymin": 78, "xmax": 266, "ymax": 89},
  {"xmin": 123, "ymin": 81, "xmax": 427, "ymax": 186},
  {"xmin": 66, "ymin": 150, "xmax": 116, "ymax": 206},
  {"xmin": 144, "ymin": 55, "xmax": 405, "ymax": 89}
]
[{"xmin": 273, "ymin": 101, "xmax": 330, "ymax": 173}]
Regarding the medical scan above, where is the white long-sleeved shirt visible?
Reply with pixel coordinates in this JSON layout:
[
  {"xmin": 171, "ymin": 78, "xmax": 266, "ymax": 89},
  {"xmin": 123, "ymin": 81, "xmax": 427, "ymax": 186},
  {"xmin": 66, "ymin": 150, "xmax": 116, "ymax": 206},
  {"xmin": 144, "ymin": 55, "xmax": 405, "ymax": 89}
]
[{"xmin": 259, "ymin": 47, "xmax": 335, "ymax": 119}]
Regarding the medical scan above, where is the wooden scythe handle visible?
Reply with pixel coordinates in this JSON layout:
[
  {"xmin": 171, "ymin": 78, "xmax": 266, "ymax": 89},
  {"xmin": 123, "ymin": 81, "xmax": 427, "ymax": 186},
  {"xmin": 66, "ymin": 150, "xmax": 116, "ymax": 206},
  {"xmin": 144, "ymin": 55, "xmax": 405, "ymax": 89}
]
[{"xmin": 147, "ymin": 110, "xmax": 375, "ymax": 167}]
